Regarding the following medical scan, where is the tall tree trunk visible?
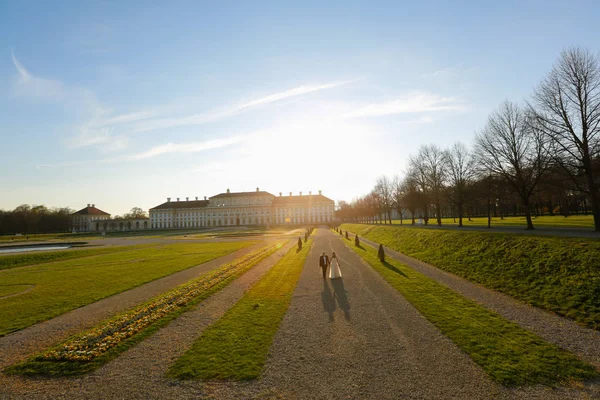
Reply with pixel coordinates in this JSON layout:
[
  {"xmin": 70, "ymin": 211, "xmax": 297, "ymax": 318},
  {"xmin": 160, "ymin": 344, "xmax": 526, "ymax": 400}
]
[
  {"xmin": 458, "ymin": 203, "xmax": 463, "ymax": 227},
  {"xmin": 588, "ymin": 172, "xmax": 600, "ymax": 231},
  {"xmin": 436, "ymin": 202, "xmax": 442, "ymax": 226},
  {"xmin": 487, "ymin": 195, "xmax": 491, "ymax": 229},
  {"xmin": 523, "ymin": 197, "xmax": 534, "ymax": 230}
]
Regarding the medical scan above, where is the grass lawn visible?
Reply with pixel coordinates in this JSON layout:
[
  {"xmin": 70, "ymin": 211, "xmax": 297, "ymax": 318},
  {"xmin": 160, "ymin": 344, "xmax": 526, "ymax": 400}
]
[
  {"xmin": 0, "ymin": 241, "xmax": 253, "ymax": 336},
  {"xmin": 0, "ymin": 284, "xmax": 33, "ymax": 298},
  {"xmin": 0, "ymin": 245, "xmax": 155, "ymax": 271},
  {"xmin": 0, "ymin": 233, "xmax": 82, "ymax": 242},
  {"xmin": 343, "ymin": 239, "xmax": 597, "ymax": 386},
  {"xmin": 391, "ymin": 214, "xmax": 595, "ymax": 228},
  {"xmin": 0, "ymin": 229, "xmax": 211, "ymax": 243},
  {"xmin": 6, "ymin": 242, "xmax": 284, "ymax": 376},
  {"xmin": 168, "ymin": 238, "xmax": 313, "ymax": 380},
  {"xmin": 177, "ymin": 226, "xmax": 305, "ymax": 239},
  {"xmin": 342, "ymin": 224, "xmax": 600, "ymax": 330}
]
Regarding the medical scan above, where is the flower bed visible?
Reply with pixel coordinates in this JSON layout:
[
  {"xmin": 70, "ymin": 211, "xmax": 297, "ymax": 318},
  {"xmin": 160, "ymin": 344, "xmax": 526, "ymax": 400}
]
[{"xmin": 36, "ymin": 242, "xmax": 283, "ymax": 363}]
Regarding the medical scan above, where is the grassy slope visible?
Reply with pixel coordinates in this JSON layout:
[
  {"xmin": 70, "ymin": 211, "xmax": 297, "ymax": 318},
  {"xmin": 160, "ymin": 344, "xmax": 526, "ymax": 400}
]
[
  {"xmin": 343, "ymin": 224, "xmax": 600, "ymax": 330},
  {"xmin": 0, "ymin": 241, "xmax": 252, "ymax": 336},
  {"xmin": 6, "ymin": 242, "xmax": 285, "ymax": 377},
  {"xmin": 0, "ymin": 245, "xmax": 153, "ymax": 271},
  {"xmin": 344, "ymin": 240, "xmax": 596, "ymax": 386},
  {"xmin": 391, "ymin": 214, "xmax": 595, "ymax": 228},
  {"xmin": 168, "ymin": 238, "xmax": 313, "ymax": 380}
]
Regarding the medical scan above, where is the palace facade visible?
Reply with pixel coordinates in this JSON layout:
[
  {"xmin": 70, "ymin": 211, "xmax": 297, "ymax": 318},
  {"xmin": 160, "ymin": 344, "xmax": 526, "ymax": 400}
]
[
  {"xmin": 149, "ymin": 188, "xmax": 335, "ymax": 229},
  {"xmin": 71, "ymin": 204, "xmax": 111, "ymax": 232},
  {"xmin": 70, "ymin": 204, "xmax": 150, "ymax": 233}
]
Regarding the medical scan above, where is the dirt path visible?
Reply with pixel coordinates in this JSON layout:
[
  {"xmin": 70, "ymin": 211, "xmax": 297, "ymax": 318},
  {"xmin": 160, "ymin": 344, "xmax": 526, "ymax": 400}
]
[
  {"xmin": 355, "ymin": 234, "xmax": 600, "ymax": 369},
  {"xmin": 0, "ymin": 240, "xmax": 274, "ymax": 369}
]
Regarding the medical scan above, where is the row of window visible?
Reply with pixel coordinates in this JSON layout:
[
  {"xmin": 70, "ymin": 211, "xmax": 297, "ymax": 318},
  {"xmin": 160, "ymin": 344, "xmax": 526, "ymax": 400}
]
[
  {"xmin": 151, "ymin": 210, "xmax": 333, "ymax": 219},
  {"xmin": 151, "ymin": 214, "xmax": 332, "ymax": 229}
]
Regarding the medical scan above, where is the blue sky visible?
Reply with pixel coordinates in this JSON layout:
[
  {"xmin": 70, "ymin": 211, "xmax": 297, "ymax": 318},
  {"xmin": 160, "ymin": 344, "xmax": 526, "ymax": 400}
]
[{"xmin": 1, "ymin": 0, "xmax": 599, "ymax": 215}]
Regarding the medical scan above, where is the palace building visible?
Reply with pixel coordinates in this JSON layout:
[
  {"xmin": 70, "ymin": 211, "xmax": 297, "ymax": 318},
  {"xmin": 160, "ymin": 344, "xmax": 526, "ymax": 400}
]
[
  {"xmin": 149, "ymin": 188, "xmax": 335, "ymax": 229},
  {"xmin": 71, "ymin": 204, "xmax": 111, "ymax": 232}
]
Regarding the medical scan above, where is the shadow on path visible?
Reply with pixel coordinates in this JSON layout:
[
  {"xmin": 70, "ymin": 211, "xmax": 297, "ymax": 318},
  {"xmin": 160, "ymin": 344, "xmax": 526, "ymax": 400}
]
[
  {"xmin": 331, "ymin": 278, "xmax": 350, "ymax": 320},
  {"xmin": 321, "ymin": 280, "xmax": 335, "ymax": 322}
]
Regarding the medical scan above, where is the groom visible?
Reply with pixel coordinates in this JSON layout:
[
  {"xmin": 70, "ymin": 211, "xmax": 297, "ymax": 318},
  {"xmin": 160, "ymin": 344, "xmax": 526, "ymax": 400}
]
[{"xmin": 319, "ymin": 252, "xmax": 330, "ymax": 279}]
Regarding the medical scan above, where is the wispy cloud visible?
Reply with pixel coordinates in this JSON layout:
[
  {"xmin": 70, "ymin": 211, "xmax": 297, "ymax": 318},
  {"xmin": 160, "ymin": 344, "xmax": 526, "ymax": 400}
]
[
  {"xmin": 101, "ymin": 111, "xmax": 158, "ymax": 126},
  {"xmin": 11, "ymin": 50, "xmax": 65, "ymax": 99},
  {"xmin": 420, "ymin": 66, "xmax": 479, "ymax": 80},
  {"xmin": 344, "ymin": 92, "xmax": 466, "ymax": 118},
  {"xmin": 37, "ymin": 136, "xmax": 242, "ymax": 168},
  {"xmin": 132, "ymin": 81, "xmax": 352, "ymax": 133},
  {"xmin": 131, "ymin": 136, "xmax": 242, "ymax": 160}
]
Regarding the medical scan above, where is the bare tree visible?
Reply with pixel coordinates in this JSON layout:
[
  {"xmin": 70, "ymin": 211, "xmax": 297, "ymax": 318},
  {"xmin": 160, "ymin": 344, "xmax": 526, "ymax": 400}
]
[
  {"xmin": 123, "ymin": 207, "xmax": 148, "ymax": 219},
  {"xmin": 475, "ymin": 101, "xmax": 552, "ymax": 229},
  {"xmin": 409, "ymin": 145, "xmax": 447, "ymax": 225},
  {"xmin": 406, "ymin": 163, "xmax": 430, "ymax": 224},
  {"xmin": 400, "ymin": 176, "xmax": 422, "ymax": 224},
  {"xmin": 532, "ymin": 47, "xmax": 600, "ymax": 231},
  {"xmin": 444, "ymin": 142, "xmax": 476, "ymax": 227},
  {"xmin": 391, "ymin": 175, "xmax": 405, "ymax": 224},
  {"xmin": 374, "ymin": 176, "xmax": 393, "ymax": 224}
]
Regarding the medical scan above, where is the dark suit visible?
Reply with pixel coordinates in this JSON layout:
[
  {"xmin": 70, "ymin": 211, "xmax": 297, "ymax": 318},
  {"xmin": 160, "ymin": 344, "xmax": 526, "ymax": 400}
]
[{"xmin": 319, "ymin": 254, "xmax": 330, "ymax": 278}]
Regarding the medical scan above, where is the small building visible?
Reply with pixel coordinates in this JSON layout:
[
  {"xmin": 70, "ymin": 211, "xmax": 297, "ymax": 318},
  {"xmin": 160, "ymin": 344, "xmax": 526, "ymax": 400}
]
[{"xmin": 71, "ymin": 204, "xmax": 111, "ymax": 232}]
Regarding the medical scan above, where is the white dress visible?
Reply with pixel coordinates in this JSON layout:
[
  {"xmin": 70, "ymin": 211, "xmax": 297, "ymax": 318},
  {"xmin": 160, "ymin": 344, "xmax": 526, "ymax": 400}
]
[{"xmin": 329, "ymin": 258, "xmax": 342, "ymax": 279}]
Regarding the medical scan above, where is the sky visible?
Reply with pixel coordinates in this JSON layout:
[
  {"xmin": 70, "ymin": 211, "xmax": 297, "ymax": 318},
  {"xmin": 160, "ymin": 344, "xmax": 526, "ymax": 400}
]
[{"xmin": 1, "ymin": 0, "xmax": 599, "ymax": 216}]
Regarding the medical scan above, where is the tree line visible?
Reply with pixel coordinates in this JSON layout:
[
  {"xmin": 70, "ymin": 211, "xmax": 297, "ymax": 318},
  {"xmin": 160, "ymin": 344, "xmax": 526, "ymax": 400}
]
[
  {"xmin": 337, "ymin": 47, "xmax": 600, "ymax": 231},
  {"xmin": 0, "ymin": 205, "xmax": 148, "ymax": 235},
  {"xmin": 0, "ymin": 205, "xmax": 74, "ymax": 235}
]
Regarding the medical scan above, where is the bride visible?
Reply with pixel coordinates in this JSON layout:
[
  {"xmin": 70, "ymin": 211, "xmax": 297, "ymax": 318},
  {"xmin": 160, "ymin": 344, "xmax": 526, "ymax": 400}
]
[{"xmin": 329, "ymin": 252, "xmax": 342, "ymax": 279}]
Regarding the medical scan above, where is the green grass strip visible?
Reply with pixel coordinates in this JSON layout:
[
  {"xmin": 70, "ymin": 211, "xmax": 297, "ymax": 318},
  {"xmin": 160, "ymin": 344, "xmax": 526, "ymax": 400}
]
[
  {"xmin": 342, "ymin": 223, "xmax": 600, "ymax": 330},
  {"xmin": 0, "ymin": 245, "xmax": 153, "ymax": 271},
  {"xmin": 5, "ymin": 242, "xmax": 286, "ymax": 377},
  {"xmin": 168, "ymin": 237, "xmax": 313, "ymax": 380},
  {"xmin": 343, "ymin": 240, "xmax": 597, "ymax": 386},
  {"xmin": 0, "ymin": 242, "xmax": 253, "ymax": 336}
]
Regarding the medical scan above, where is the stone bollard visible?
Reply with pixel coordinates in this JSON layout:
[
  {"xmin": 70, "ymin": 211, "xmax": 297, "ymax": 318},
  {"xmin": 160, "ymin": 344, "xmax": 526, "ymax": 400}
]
[{"xmin": 378, "ymin": 244, "xmax": 385, "ymax": 262}]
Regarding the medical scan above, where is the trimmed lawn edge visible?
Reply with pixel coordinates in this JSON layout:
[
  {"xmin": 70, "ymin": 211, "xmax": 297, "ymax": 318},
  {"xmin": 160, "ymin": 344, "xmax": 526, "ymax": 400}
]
[{"xmin": 341, "ymin": 236, "xmax": 597, "ymax": 387}]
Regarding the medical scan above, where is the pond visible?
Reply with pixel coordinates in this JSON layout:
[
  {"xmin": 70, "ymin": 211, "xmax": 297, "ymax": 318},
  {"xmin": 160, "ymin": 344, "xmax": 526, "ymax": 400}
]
[{"xmin": 0, "ymin": 245, "xmax": 71, "ymax": 254}]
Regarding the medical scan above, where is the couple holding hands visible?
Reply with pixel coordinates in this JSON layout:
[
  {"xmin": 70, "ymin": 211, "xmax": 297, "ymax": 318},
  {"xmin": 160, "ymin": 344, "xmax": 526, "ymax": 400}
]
[{"xmin": 318, "ymin": 251, "xmax": 342, "ymax": 280}]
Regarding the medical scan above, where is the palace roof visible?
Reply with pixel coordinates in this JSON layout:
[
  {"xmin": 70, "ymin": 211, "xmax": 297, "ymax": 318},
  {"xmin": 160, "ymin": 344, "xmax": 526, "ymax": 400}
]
[
  {"xmin": 71, "ymin": 205, "xmax": 111, "ymax": 216},
  {"xmin": 150, "ymin": 200, "xmax": 210, "ymax": 210},
  {"xmin": 210, "ymin": 190, "xmax": 275, "ymax": 199},
  {"xmin": 272, "ymin": 194, "xmax": 333, "ymax": 204}
]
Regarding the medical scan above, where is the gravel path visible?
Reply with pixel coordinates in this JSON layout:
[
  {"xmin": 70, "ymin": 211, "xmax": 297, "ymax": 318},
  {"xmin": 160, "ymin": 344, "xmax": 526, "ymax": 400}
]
[
  {"xmin": 206, "ymin": 230, "xmax": 596, "ymax": 399},
  {"xmin": 0, "ymin": 240, "xmax": 294, "ymax": 399},
  {"xmin": 355, "ymin": 234, "xmax": 600, "ymax": 369},
  {"xmin": 0, "ymin": 240, "xmax": 273, "ymax": 369}
]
